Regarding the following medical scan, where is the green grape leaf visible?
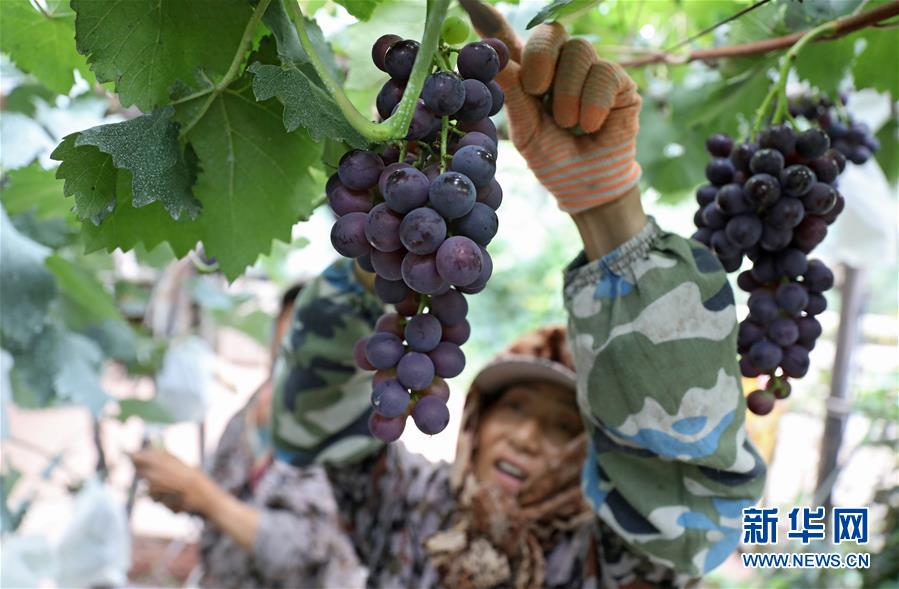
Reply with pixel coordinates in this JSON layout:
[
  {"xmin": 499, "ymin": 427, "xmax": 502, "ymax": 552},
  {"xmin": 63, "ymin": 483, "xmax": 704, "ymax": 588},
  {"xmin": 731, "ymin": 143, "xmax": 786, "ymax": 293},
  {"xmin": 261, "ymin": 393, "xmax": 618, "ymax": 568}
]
[
  {"xmin": 81, "ymin": 170, "xmax": 201, "ymax": 258},
  {"xmin": 852, "ymin": 28, "xmax": 899, "ymax": 96},
  {"xmin": 0, "ymin": 0, "xmax": 91, "ymax": 95},
  {"xmin": 52, "ymin": 331, "xmax": 108, "ymax": 417},
  {"xmin": 0, "ymin": 163, "xmax": 71, "ymax": 220},
  {"xmin": 794, "ymin": 36, "xmax": 857, "ymax": 97},
  {"xmin": 248, "ymin": 63, "xmax": 369, "ymax": 147},
  {"xmin": 333, "ymin": 0, "xmax": 384, "ymax": 21},
  {"xmin": 527, "ymin": 0, "xmax": 600, "ymax": 29},
  {"xmin": 73, "ymin": 107, "xmax": 201, "ymax": 221},
  {"xmin": 177, "ymin": 84, "xmax": 324, "ymax": 280},
  {"xmin": 9, "ymin": 213, "xmax": 78, "ymax": 250},
  {"xmin": 8, "ymin": 326, "xmax": 59, "ymax": 408},
  {"xmin": 0, "ymin": 207, "xmax": 57, "ymax": 351},
  {"xmin": 50, "ymin": 136, "xmax": 117, "ymax": 225},
  {"xmin": 116, "ymin": 398, "xmax": 173, "ymax": 424},
  {"xmin": 71, "ymin": 0, "xmax": 252, "ymax": 111},
  {"xmin": 45, "ymin": 255, "xmax": 123, "ymax": 325},
  {"xmin": 875, "ymin": 117, "xmax": 898, "ymax": 186},
  {"xmin": 3, "ymin": 83, "xmax": 57, "ymax": 118},
  {"xmin": 262, "ymin": 0, "xmax": 341, "ymax": 81}
]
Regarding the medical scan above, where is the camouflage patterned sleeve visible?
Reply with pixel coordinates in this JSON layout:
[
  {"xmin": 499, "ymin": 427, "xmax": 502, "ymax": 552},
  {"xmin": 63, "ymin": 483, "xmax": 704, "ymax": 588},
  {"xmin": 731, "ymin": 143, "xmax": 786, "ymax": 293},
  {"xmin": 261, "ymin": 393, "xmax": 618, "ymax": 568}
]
[
  {"xmin": 271, "ymin": 258, "xmax": 386, "ymax": 467},
  {"xmin": 563, "ymin": 218, "xmax": 766, "ymax": 580}
]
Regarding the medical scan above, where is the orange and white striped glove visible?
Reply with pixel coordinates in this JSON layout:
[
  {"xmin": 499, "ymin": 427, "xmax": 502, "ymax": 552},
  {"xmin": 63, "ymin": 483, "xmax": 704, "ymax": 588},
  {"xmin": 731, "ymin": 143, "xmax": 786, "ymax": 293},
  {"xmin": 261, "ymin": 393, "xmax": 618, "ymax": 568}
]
[{"xmin": 460, "ymin": 1, "xmax": 642, "ymax": 214}]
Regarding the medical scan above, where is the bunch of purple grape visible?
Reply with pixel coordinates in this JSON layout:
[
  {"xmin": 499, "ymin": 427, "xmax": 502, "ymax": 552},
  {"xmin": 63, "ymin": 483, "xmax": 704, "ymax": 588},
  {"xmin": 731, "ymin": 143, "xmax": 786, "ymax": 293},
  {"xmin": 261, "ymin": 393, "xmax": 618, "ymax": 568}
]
[
  {"xmin": 328, "ymin": 33, "xmax": 509, "ymax": 442},
  {"xmin": 691, "ymin": 124, "xmax": 845, "ymax": 415},
  {"xmin": 790, "ymin": 95, "xmax": 880, "ymax": 165}
]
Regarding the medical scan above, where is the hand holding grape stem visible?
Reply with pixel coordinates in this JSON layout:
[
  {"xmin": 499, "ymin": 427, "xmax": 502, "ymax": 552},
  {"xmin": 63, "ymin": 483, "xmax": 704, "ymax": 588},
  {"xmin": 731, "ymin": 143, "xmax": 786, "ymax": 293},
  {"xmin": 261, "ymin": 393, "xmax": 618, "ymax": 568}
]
[{"xmin": 459, "ymin": 0, "xmax": 647, "ymax": 260}]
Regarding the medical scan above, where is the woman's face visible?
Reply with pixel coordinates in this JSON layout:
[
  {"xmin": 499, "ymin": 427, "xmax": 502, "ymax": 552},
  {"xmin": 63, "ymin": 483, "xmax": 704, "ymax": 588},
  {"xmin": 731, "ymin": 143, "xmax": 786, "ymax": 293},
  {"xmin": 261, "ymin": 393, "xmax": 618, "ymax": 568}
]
[{"xmin": 474, "ymin": 381, "xmax": 583, "ymax": 494}]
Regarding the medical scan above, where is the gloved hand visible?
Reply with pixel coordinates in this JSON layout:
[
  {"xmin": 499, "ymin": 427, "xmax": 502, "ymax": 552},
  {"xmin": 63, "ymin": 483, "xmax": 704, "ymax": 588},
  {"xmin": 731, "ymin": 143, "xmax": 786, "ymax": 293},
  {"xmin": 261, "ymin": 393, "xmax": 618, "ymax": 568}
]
[{"xmin": 459, "ymin": 0, "xmax": 643, "ymax": 214}]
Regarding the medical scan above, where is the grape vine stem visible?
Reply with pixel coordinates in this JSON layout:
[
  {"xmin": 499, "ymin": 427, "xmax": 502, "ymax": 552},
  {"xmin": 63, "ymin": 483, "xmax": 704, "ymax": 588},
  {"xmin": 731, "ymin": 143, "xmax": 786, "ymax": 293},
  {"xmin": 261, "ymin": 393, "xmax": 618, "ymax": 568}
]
[
  {"xmin": 751, "ymin": 20, "xmax": 838, "ymax": 136},
  {"xmin": 176, "ymin": 0, "xmax": 272, "ymax": 138},
  {"xmin": 288, "ymin": 0, "xmax": 450, "ymax": 142}
]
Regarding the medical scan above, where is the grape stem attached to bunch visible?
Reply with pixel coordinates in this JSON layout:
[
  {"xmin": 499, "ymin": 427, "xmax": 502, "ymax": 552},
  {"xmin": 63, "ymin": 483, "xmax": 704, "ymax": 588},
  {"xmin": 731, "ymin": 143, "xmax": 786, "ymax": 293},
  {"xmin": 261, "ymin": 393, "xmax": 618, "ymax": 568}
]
[{"xmin": 288, "ymin": 0, "xmax": 451, "ymax": 142}]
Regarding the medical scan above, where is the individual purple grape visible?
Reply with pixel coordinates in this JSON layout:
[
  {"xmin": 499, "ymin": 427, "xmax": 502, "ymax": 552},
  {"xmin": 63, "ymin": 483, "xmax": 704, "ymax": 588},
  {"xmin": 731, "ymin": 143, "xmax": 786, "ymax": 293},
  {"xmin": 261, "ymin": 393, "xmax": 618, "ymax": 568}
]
[
  {"xmin": 371, "ymin": 248, "xmax": 406, "ymax": 281},
  {"xmin": 701, "ymin": 203, "xmax": 727, "ymax": 229},
  {"xmin": 720, "ymin": 255, "xmax": 743, "ymax": 273},
  {"xmin": 375, "ymin": 275, "xmax": 412, "ymax": 304},
  {"xmin": 744, "ymin": 173, "xmax": 781, "ymax": 206},
  {"xmin": 397, "ymin": 99, "xmax": 440, "ymax": 141},
  {"xmin": 477, "ymin": 179, "xmax": 502, "ymax": 210},
  {"xmin": 384, "ymin": 39, "xmax": 420, "ymax": 80},
  {"xmin": 456, "ymin": 79, "xmax": 492, "ymax": 122},
  {"xmin": 369, "ymin": 412, "xmax": 405, "ymax": 443},
  {"xmin": 706, "ymin": 158, "xmax": 735, "ymax": 186},
  {"xmin": 383, "ymin": 167, "xmax": 430, "ymax": 214},
  {"xmin": 421, "ymin": 163, "xmax": 441, "ymax": 182},
  {"xmin": 486, "ymin": 81, "xmax": 504, "ymax": 116},
  {"xmin": 803, "ymin": 259, "xmax": 834, "ymax": 292},
  {"xmin": 354, "ymin": 337, "xmax": 376, "ymax": 370},
  {"xmin": 454, "ymin": 202, "xmax": 498, "ymax": 246},
  {"xmin": 696, "ymin": 185, "xmax": 718, "ymax": 207},
  {"xmin": 776, "ymin": 248, "xmax": 808, "ymax": 279},
  {"xmin": 421, "ymin": 377, "xmax": 450, "ymax": 402},
  {"xmin": 329, "ymin": 184, "xmax": 372, "ymax": 216},
  {"xmin": 378, "ymin": 162, "xmax": 412, "ymax": 196},
  {"xmin": 428, "ymin": 341, "xmax": 465, "ymax": 378},
  {"xmin": 457, "ymin": 41, "xmax": 500, "ymax": 82},
  {"xmin": 808, "ymin": 156, "xmax": 839, "ymax": 184},
  {"xmin": 422, "ymin": 71, "xmax": 466, "ymax": 116},
  {"xmin": 457, "ymin": 246, "xmax": 492, "ymax": 294},
  {"xmin": 828, "ymin": 148, "xmax": 847, "ymax": 173},
  {"xmin": 412, "ymin": 395, "xmax": 450, "ymax": 435},
  {"xmin": 737, "ymin": 270, "xmax": 760, "ymax": 292},
  {"xmin": 442, "ymin": 318, "xmax": 470, "ymax": 345},
  {"xmin": 457, "ymin": 117, "xmax": 497, "ymax": 142},
  {"xmin": 780, "ymin": 344, "xmax": 810, "ymax": 378},
  {"xmin": 706, "ymin": 134, "xmax": 734, "ymax": 157},
  {"xmin": 482, "ymin": 38, "xmax": 509, "ymax": 70},
  {"xmin": 691, "ymin": 228, "xmax": 712, "ymax": 246},
  {"xmin": 394, "ymin": 293, "xmax": 419, "ymax": 317},
  {"xmin": 792, "ymin": 216, "xmax": 828, "ymax": 253},
  {"xmin": 715, "ymin": 183, "xmax": 749, "ymax": 215},
  {"xmin": 399, "ymin": 207, "xmax": 447, "ymax": 255},
  {"xmin": 372, "ymin": 34, "xmax": 402, "ymax": 72},
  {"xmin": 748, "ymin": 290, "xmax": 778, "ymax": 323},
  {"xmin": 375, "ymin": 312, "xmax": 405, "ymax": 337},
  {"xmin": 802, "ymin": 183, "xmax": 837, "ymax": 216},
  {"xmin": 365, "ymin": 203, "xmax": 403, "ymax": 252},
  {"xmin": 730, "ymin": 142, "xmax": 758, "ymax": 173},
  {"xmin": 401, "ymin": 252, "xmax": 449, "ymax": 295},
  {"xmin": 804, "ymin": 291, "xmax": 827, "ymax": 315},
  {"xmin": 750, "ymin": 254, "xmax": 778, "ymax": 284},
  {"xmin": 759, "ymin": 224, "xmax": 793, "ymax": 251},
  {"xmin": 775, "ymin": 282, "xmax": 809, "ymax": 317},
  {"xmin": 746, "ymin": 390, "xmax": 775, "ymax": 416},
  {"xmin": 377, "ymin": 79, "xmax": 405, "ymax": 119},
  {"xmin": 331, "ymin": 212, "xmax": 371, "ymax": 258},
  {"xmin": 821, "ymin": 194, "xmax": 845, "ymax": 225},
  {"xmin": 740, "ymin": 356, "xmax": 762, "ymax": 378},
  {"xmin": 710, "ymin": 230, "xmax": 740, "ymax": 259},
  {"xmin": 725, "ymin": 215, "xmax": 763, "ymax": 249},
  {"xmin": 396, "ymin": 351, "xmax": 435, "ymax": 390},
  {"xmin": 436, "ymin": 236, "xmax": 483, "ymax": 286},
  {"xmin": 796, "ymin": 316, "xmax": 822, "ymax": 346},
  {"xmin": 765, "ymin": 198, "xmax": 805, "ymax": 230},
  {"xmin": 781, "ymin": 165, "xmax": 816, "ymax": 197},
  {"xmin": 749, "ymin": 339, "xmax": 782, "ymax": 371},
  {"xmin": 404, "ymin": 314, "xmax": 443, "ymax": 353},
  {"xmin": 365, "ymin": 332, "xmax": 405, "ymax": 370},
  {"xmin": 759, "ymin": 124, "xmax": 797, "ymax": 155},
  {"xmin": 429, "ymin": 172, "xmax": 476, "ymax": 219},
  {"xmin": 429, "ymin": 289, "xmax": 467, "ymax": 326},
  {"xmin": 750, "ymin": 149, "xmax": 785, "ymax": 177},
  {"xmin": 796, "ymin": 128, "xmax": 830, "ymax": 159},
  {"xmin": 768, "ymin": 317, "xmax": 799, "ymax": 346},
  {"xmin": 372, "ymin": 379, "xmax": 411, "ymax": 418},
  {"xmin": 357, "ymin": 253, "xmax": 375, "ymax": 273},
  {"xmin": 338, "ymin": 150, "xmax": 384, "ymax": 191},
  {"xmin": 455, "ymin": 132, "xmax": 497, "ymax": 157},
  {"xmin": 738, "ymin": 320, "xmax": 766, "ymax": 350},
  {"xmin": 381, "ymin": 145, "xmax": 400, "ymax": 165},
  {"xmin": 451, "ymin": 145, "xmax": 496, "ymax": 187}
]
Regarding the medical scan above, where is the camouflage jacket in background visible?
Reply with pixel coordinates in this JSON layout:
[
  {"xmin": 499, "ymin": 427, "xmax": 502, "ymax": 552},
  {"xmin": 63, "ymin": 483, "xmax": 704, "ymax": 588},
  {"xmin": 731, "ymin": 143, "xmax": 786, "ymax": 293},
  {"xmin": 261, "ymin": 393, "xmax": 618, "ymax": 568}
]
[{"xmin": 272, "ymin": 218, "xmax": 766, "ymax": 586}]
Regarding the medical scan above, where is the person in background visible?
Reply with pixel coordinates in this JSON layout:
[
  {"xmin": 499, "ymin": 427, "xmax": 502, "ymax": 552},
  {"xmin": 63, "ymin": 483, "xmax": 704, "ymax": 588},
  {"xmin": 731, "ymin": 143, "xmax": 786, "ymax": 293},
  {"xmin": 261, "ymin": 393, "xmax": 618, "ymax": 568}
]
[
  {"xmin": 268, "ymin": 6, "xmax": 766, "ymax": 588},
  {"xmin": 131, "ymin": 284, "xmax": 365, "ymax": 589}
]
